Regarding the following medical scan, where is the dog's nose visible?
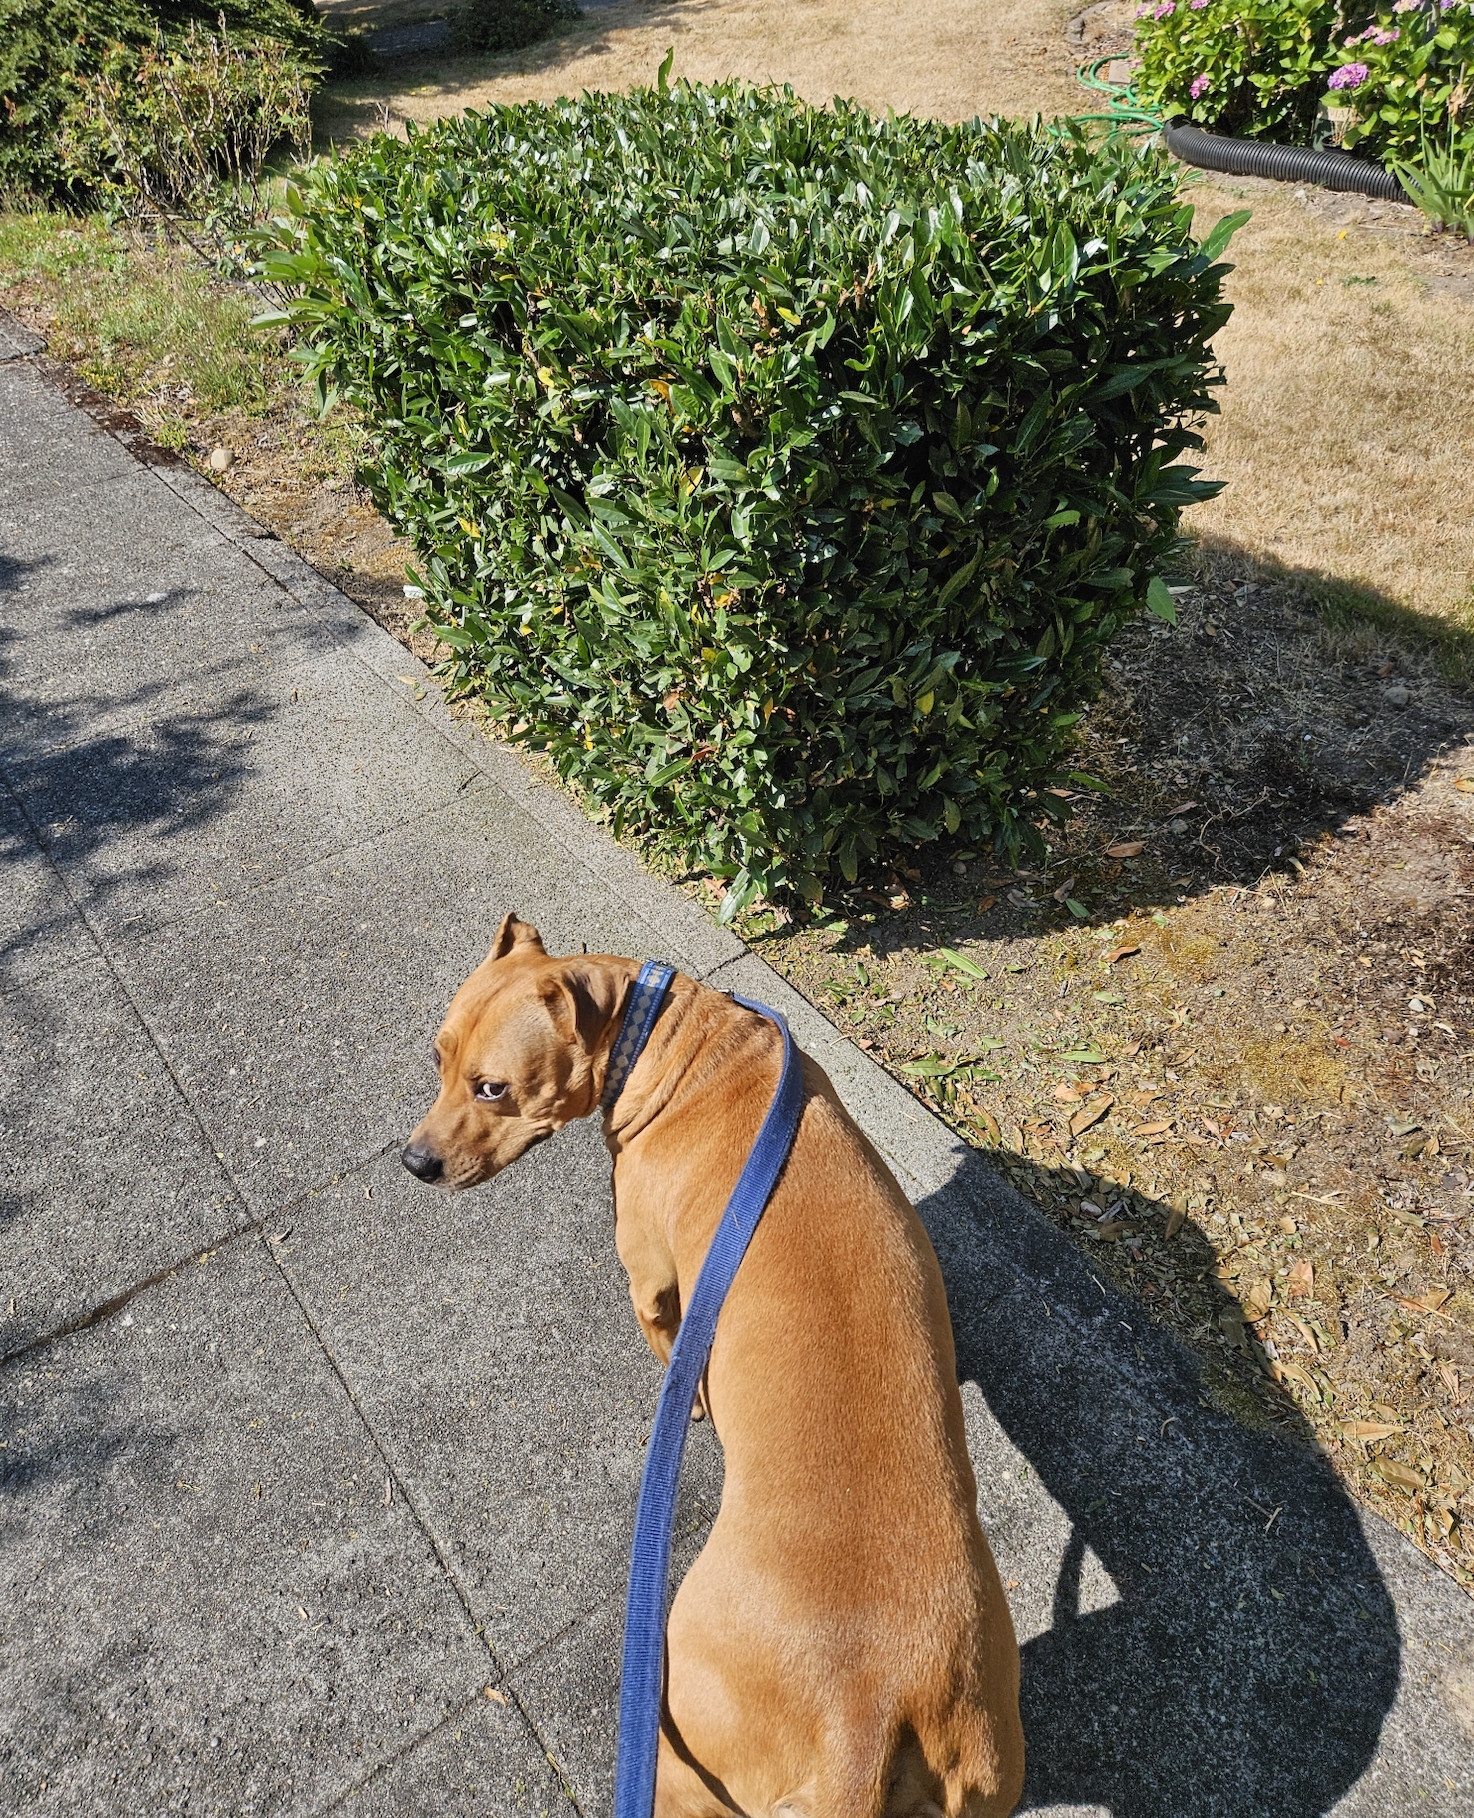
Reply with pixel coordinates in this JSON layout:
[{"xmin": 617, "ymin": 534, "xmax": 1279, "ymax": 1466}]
[{"xmin": 400, "ymin": 1143, "xmax": 443, "ymax": 1183}]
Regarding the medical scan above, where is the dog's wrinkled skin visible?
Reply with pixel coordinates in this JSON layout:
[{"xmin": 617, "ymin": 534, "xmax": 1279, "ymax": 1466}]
[{"xmin": 404, "ymin": 915, "xmax": 1023, "ymax": 1818}]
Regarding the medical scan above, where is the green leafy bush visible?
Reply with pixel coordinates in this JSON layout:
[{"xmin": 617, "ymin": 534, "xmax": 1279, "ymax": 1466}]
[
  {"xmin": 1334, "ymin": 3, "xmax": 1474, "ymax": 165},
  {"xmin": 0, "ymin": 0, "xmax": 326, "ymax": 202},
  {"xmin": 453, "ymin": 0, "xmax": 582, "ymax": 56},
  {"xmin": 259, "ymin": 77, "xmax": 1243, "ymax": 915},
  {"xmin": 1131, "ymin": 0, "xmax": 1344, "ymax": 141},
  {"xmin": 58, "ymin": 23, "xmax": 316, "ymax": 210},
  {"xmin": 1131, "ymin": 0, "xmax": 1473, "ymax": 165}
]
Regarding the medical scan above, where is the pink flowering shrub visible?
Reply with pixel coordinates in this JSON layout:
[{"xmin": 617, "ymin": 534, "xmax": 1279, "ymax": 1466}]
[
  {"xmin": 1131, "ymin": 0, "xmax": 1473, "ymax": 165},
  {"xmin": 1336, "ymin": 2, "xmax": 1474, "ymax": 165},
  {"xmin": 1131, "ymin": 0, "xmax": 1342, "ymax": 140},
  {"xmin": 1327, "ymin": 61, "xmax": 1372, "ymax": 88}
]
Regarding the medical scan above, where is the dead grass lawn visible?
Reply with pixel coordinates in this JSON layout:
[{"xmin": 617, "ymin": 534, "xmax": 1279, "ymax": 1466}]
[
  {"xmin": 1188, "ymin": 177, "xmax": 1474, "ymax": 636},
  {"xmin": 315, "ymin": 0, "xmax": 1083, "ymax": 137}
]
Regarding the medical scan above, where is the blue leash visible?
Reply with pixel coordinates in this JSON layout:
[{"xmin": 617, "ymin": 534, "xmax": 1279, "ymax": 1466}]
[{"xmin": 606, "ymin": 962, "xmax": 805, "ymax": 1818}]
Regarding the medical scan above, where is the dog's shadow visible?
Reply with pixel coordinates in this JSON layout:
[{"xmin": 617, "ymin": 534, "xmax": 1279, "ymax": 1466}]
[{"xmin": 916, "ymin": 1149, "xmax": 1399, "ymax": 1818}]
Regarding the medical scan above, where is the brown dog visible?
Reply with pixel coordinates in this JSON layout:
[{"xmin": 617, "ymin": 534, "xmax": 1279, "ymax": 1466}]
[{"xmin": 403, "ymin": 914, "xmax": 1023, "ymax": 1817}]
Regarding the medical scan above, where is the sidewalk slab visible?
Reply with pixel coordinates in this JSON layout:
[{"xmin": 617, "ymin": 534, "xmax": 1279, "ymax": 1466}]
[
  {"xmin": 0, "ymin": 362, "xmax": 138, "ymax": 508},
  {"xmin": 0, "ymin": 1239, "xmax": 493, "ymax": 1818},
  {"xmin": 0, "ymin": 318, "xmax": 44, "ymax": 362},
  {"xmin": 0, "ymin": 788, "xmax": 97, "ymax": 993},
  {"xmin": 332, "ymin": 1697, "xmax": 572, "ymax": 1818},
  {"xmin": 272, "ymin": 1135, "xmax": 724, "ymax": 1669},
  {"xmin": 235, "ymin": 539, "xmax": 746, "ymax": 984},
  {"xmin": 0, "ymin": 520, "xmax": 480, "ymax": 949},
  {"xmin": 0, "ymin": 953, "xmax": 243, "ymax": 1358},
  {"xmin": 109, "ymin": 777, "xmax": 730, "ymax": 1216}
]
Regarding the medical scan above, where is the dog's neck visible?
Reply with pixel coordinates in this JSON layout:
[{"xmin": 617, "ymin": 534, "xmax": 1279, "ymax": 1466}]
[{"xmin": 594, "ymin": 970, "xmax": 738, "ymax": 1150}]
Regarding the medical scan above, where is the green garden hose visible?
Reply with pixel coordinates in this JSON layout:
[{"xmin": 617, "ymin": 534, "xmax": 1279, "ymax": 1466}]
[{"xmin": 1072, "ymin": 54, "xmax": 1168, "ymax": 135}]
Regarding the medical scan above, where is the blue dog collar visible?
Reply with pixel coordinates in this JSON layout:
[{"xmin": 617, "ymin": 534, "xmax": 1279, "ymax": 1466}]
[{"xmin": 600, "ymin": 960, "xmax": 676, "ymax": 1109}]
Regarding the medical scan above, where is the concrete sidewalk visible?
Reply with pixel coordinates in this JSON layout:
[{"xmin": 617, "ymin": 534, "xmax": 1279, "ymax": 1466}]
[{"xmin": 2, "ymin": 331, "xmax": 1471, "ymax": 1818}]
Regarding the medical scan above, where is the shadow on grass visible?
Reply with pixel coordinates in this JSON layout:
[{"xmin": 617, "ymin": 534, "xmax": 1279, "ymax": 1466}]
[
  {"xmin": 312, "ymin": 0, "xmax": 700, "ymax": 142},
  {"xmin": 919, "ymin": 1143, "xmax": 1400, "ymax": 1817}
]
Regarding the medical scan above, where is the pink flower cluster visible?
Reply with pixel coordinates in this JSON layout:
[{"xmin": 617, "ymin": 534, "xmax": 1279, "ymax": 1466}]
[
  {"xmin": 1345, "ymin": 25, "xmax": 1399, "ymax": 44},
  {"xmin": 1190, "ymin": 73, "xmax": 1211, "ymax": 97},
  {"xmin": 1327, "ymin": 61, "xmax": 1370, "ymax": 89}
]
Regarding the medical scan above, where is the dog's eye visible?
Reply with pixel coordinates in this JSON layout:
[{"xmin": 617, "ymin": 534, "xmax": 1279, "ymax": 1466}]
[
  {"xmin": 473, "ymin": 1080, "xmax": 507, "ymax": 1103},
  {"xmin": 432, "ymin": 1047, "xmax": 442, "ymax": 1073}
]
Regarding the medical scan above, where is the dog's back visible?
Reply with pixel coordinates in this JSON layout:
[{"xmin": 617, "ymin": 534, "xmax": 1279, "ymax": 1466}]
[{"xmin": 616, "ymin": 998, "xmax": 1023, "ymax": 1816}]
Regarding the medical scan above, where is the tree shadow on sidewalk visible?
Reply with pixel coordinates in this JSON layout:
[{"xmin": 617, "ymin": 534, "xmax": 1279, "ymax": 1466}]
[{"xmin": 917, "ymin": 1145, "xmax": 1400, "ymax": 1818}]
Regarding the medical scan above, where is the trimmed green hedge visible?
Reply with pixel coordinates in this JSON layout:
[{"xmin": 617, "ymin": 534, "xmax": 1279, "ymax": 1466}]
[
  {"xmin": 260, "ymin": 76, "xmax": 1244, "ymax": 915},
  {"xmin": 453, "ymin": 0, "xmax": 583, "ymax": 56}
]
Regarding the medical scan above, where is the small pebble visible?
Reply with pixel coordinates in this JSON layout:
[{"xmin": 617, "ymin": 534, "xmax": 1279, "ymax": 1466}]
[
  {"xmin": 1383, "ymin": 684, "xmax": 1411, "ymax": 707},
  {"xmin": 208, "ymin": 446, "xmax": 234, "ymax": 473}
]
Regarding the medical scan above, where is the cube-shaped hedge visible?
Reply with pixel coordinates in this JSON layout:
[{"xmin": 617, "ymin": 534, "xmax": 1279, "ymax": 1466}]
[{"xmin": 260, "ymin": 74, "xmax": 1244, "ymax": 916}]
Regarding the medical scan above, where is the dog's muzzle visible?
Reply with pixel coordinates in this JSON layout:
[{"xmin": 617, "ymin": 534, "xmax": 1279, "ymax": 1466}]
[{"xmin": 400, "ymin": 1143, "xmax": 444, "ymax": 1183}]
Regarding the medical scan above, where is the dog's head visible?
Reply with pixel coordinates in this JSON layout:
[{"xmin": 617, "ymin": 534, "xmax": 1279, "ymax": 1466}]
[{"xmin": 401, "ymin": 913, "xmax": 626, "ymax": 1190}]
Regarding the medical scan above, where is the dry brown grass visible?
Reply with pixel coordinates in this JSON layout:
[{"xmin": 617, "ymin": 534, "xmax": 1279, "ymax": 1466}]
[
  {"xmin": 1187, "ymin": 177, "xmax": 1474, "ymax": 634},
  {"xmin": 316, "ymin": 0, "xmax": 1083, "ymax": 138}
]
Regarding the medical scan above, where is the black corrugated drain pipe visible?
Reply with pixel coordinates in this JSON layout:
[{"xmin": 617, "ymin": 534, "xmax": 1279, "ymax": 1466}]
[{"xmin": 1161, "ymin": 120, "xmax": 1410, "ymax": 203}]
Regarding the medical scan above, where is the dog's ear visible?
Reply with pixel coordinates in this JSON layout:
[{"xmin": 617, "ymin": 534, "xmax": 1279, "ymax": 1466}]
[
  {"xmin": 537, "ymin": 966, "xmax": 623, "ymax": 1052},
  {"xmin": 488, "ymin": 912, "xmax": 546, "ymax": 962}
]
